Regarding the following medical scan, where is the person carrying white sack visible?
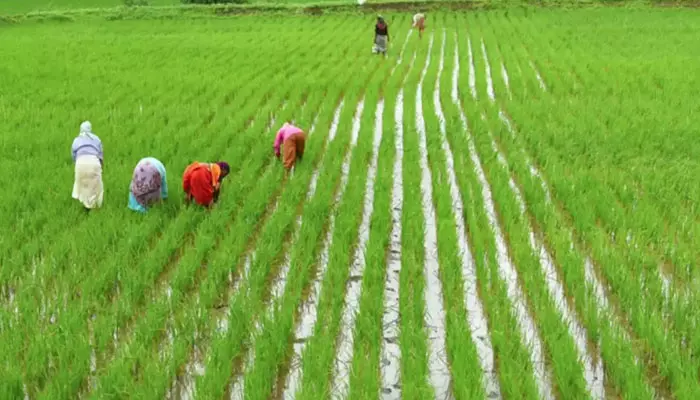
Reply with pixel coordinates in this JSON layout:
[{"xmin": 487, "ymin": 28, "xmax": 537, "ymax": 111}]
[{"xmin": 71, "ymin": 121, "xmax": 104, "ymax": 212}]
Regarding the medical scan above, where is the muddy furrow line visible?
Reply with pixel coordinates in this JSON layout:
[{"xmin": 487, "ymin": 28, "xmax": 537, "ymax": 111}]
[
  {"xmin": 486, "ymin": 128, "xmax": 605, "ymax": 399},
  {"xmin": 169, "ymin": 104, "xmax": 309, "ymax": 400},
  {"xmin": 380, "ymin": 49, "xmax": 417, "ymax": 400},
  {"xmin": 393, "ymin": 28, "xmax": 414, "ymax": 73},
  {"xmin": 415, "ymin": 34, "xmax": 452, "ymax": 400},
  {"xmin": 511, "ymin": 21, "xmax": 695, "ymax": 395},
  {"xmin": 282, "ymin": 32, "xmax": 414, "ymax": 399},
  {"xmin": 500, "ymin": 62, "xmax": 511, "ymax": 99},
  {"xmin": 467, "ymin": 38, "xmax": 477, "ymax": 100},
  {"xmin": 481, "ymin": 39, "xmax": 496, "ymax": 102},
  {"xmin": 89, "ymin": 22, "xmax": 364, "ymax": 394},
  {"xmin": 446, "ymin": 32, "xmax": 501, "ymax": 400},
  {"xmin": 497, "ymin": 112, "xmax": 661, "ymax": 396},
  {"xmin": 510, "ymin": 20, "xmax": 694, "ymax": 310},
  {"xmin": 16, "ymin": 63, "xmax": 279, "ymax": 396},
  {"xmin": 455, "ymin": 42, "xmax": 555, "ymax": 400},
  {"xmin": 280, "ymin": 98, "xmax": 364, "ymax": 400},
  {"xmin": 52, "ymin": 66, "xmax": 297, "ymax": 399},
  {"xmin": 476, "ymin": 34, "xmax": 607, "ymax": 398},
  {"xmin": 330, "ymin": 99, "xmax": 384, "ymax": 400},
  {"xmin": 126, "ymin": 90, "xmax": 320, "ymax": 399},
  {"xmin": 273, "ymin": 99, "xmax": 346, "ymax": 400},
  {"xmin": 226, "ymin": 112, "xmax": 326, "ymax": 400},
  {"xmin": 86, "ymin": 89, "xmax": 302, "ymax": 397},
  {"xmin": 166, "ymin": 43, "xmax": 367, "ymax": 398}
]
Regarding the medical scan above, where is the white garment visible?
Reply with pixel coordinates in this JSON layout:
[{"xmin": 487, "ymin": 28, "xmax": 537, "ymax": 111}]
[
  {"xmin": 413, "ymin": 13, "xmax": 425, "ymax": 26},
  {"xmin": 72, "ymin": 155, "xmax": 104, "ymax": 209}
]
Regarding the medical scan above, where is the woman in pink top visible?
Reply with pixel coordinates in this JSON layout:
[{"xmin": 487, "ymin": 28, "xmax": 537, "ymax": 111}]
[{"xmin": 274, "ymin": 122, "xmax": 306, "ymax": 170}]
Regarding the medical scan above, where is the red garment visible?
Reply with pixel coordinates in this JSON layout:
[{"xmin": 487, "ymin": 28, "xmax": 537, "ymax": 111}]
[{"xmin": 182, "ymin": 162, "xmax": 221, "ymax": 206}]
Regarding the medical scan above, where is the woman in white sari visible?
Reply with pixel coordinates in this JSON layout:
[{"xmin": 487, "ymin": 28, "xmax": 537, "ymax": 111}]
[{"xmin": 71, "ymin": 121, "xmax": 104, "ymax": 211}]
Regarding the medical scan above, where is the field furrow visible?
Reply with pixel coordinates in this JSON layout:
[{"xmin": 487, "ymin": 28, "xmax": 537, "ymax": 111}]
[{"xmin": 4, "ymin": 9, "xmax": 699, "ymax": 400}]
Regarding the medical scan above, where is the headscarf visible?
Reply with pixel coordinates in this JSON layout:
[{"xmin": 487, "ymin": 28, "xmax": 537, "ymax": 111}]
[
  {"xmin": 79, "ymin": 121, "xmax": 98, "ymax": 140},
  {"xmin": 216, "ymin": 162, "xmax": 230, "ymax": 178}
]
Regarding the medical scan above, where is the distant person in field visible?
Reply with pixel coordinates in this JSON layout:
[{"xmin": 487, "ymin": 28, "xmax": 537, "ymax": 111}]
[
  {"xmin": 128, "ymin": 157, "xmax": 168, "ymax": 213},
  {"xmin": 274, "ymin": 121, "xmax": 306, "ymax": 171},
  {"xmin": 413, "ymin": 13, "xmax": 426, "ymax": 39},
  {"xmin": 373, "ymin": 15, "xmax": 389, "ymax": 56},
  {"xmin": 182, "ymin": 161, "xmax": 230, "ymax": 209},
  {"xmin": 71, "ymin": 121, "xmax": 104, "ymax": 212}
]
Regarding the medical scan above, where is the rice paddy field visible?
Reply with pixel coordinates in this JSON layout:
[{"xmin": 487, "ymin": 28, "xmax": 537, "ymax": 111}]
[{"xmin": 2, "ymin": 4, "xmax": 700, "ymax": 400}]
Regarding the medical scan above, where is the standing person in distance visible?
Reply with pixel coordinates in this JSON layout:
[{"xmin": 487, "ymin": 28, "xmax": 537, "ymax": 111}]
[
  {"xmin": 274, "ymin": 121, "xmax": 307, "ymax": 171},
  {"xmin": 413, "ymin": 12, "xmax": 426, "ymax": 39},
  {"xmin": 71, "ymin": 121, "xmax": 104, "ymax": 212},
  {"xmin": 182, "ymin": 161, "xmax": 230, "ymax": 209},
  {"xmin": 128, "ymin": 157, "xmax": 168, "ymax": 213},
  {"xmin": 373, "ymin": 15, "xmax": 389, "ymax": 56}
]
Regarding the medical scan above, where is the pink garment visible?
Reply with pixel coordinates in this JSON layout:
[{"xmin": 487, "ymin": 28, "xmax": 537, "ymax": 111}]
[{"xmin": 274, "ymin": 123, "xmax": 304, "ymax": 157}]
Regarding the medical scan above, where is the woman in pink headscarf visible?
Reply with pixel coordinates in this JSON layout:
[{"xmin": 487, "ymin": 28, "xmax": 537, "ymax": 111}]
[{"xmin": 273, "ymin": 122, "xmax": 306, "ymax": 170}]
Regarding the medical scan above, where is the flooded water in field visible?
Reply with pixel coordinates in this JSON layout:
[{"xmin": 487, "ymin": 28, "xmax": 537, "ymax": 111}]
[
  {"xmin": 331, "ymin": 100, "xmax": 384, "ymax": 400},
  {"xmin": 449, "ymin": 37, "xmax": 501, "ymax": 400},
  {"xmin": 309, "ymin": 100, "xmax": 344, "ymax": 199},
  {"xmin": 327, "ymin": 100, "xmax": 345, "ymax": 142},
  {"xmin": 393, "ymin": 30, "xmax": 413, "ymax": 73},
  {"xmin": 659, "ymin": 266, "xmax": 672, "ymax": 303},
  {"xmin": 498, "ymin": 112, "xmax": 553, "ymax": 203},
  {"xmin": 415, "ymin": 34, "xmax": 452, "ymax": 400},
  {"xmin": 481, "ymin": 40, "xmax": 495, "ymax": 102},
  {"xmin": 468, "ymin": 38, "xmax": 477, "ymax": 100},
  {"xmin": 531, "ymin": 62, "xmax": 547, "ymax": 92},
  {"xmin": 453, "ymin": 72, "xmax": 554, "ymax": 400},
  {"xmin": 501, "ymin": 62, "xmax": 511, "ymax": 98},
  {"xmin": 488, "ymin": 135, "xmax": 604, "ymax": 400},
  {"xmin": 83, "ymin": 314, "xmax": 97, "ymax": 394},
  {"xmin": 282, "ymin": 98, "xmax": 365, "ymax": 400},
  {"xmin": 380, "ymin": 50, "xmax": 417, "ymax": 400}
]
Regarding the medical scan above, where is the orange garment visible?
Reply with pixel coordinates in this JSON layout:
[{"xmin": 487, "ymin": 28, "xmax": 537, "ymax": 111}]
[
  {"xmin": 182, "ymin": 162, "xmax": 222, "ymax": 206},
  {"xmin": 282, "ymin": 132, "xmax": 306, "ymax": 170}
]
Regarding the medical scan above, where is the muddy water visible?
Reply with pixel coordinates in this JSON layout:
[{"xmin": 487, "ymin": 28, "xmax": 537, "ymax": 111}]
[
  {"xmin": 381, "ymin": 50, "xmax": 416, "ymax": 399},
  {"xmin": 453, "ymin": 58, "xmax": 554, "ymax": 400},
  {"xmin": 331, "ymin": 100, "xmax": 384, "ymax": 400},
  {"xmin": 415, "ymin": 34, "xmax": 453, "ymax": 400},
  {"xmin": 309, "ymin": 101, "xmax": 344, "ymax": 198},
  {"xmin": 488, "ymin": 135, "xmax": 604, "ymax": 400},
  {"xmin": 282, "ymin": 99, "xmax": 365, "ymax": 400},
  {"xmin": 481, "ymin": 40, "xmax": 495, "ymax": 102},
  {"xmin": 500, "ymin": 63, "xmax": 511, "ymax": 99},
  {"xmin": 88, "ymin": 315, "xmax": 97, "ymax": 392},
  {"xmin": 394, "ymin": 30, "xmax": 414, "ymax": 72},
  {"xmin": 236, "ymin": 116, "xmax": 324, "ymax": 397},
  {"xmin": 659, "ymin": 266, "xmax": 672, "ymax": 303},
  {"xmin": 467, "ymin": 38, "xmax": 477, "ymax": 100},
  {"xmin": 498, "ymin": 112, "xmax": 554, "ymax": 204},
  {"xmin": 448, "ymin": 34, "xmax": 501, "ymax": 400},
  {"xmin": 530, "ymin": 62, "xmax": 547, "ymax": 92}
]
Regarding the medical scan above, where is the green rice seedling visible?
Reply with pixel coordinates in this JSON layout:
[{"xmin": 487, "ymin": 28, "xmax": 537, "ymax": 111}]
[
  {"xmin": 419, "ymin": 25, "xmax": 490, "ymax": 399},
  {"xmin": 86, "ymin": 32, "xmax": 356, "ymax": 396},
  {"xmin": 138, "ymin": 28, "xmax": 364, "ymax": 400},
  {"xmin": 346, "ymin": 22, "xmax": 418, "ymax": 400},
  {"xmin": 393, "ymin": 33, "xmax": 435, "ymax": 400}
]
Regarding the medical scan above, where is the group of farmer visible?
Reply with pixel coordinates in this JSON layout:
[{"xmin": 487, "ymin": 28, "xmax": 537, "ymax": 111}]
[
  {"xmin": 70, "ymin": 120, "xmax": 306, "ymax": 213},
  {"xmin": 70, "ymin": 14, "xmax": 425, "ymax": 213},
  {"xmin": 373, "ymin": 12, "xmax": 426, "ymax": 56}
]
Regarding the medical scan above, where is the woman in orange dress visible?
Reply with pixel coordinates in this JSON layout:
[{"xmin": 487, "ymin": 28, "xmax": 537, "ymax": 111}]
[{"xmin": 182, "ymin": 161, "xmax": 230, "ymax": 208}]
